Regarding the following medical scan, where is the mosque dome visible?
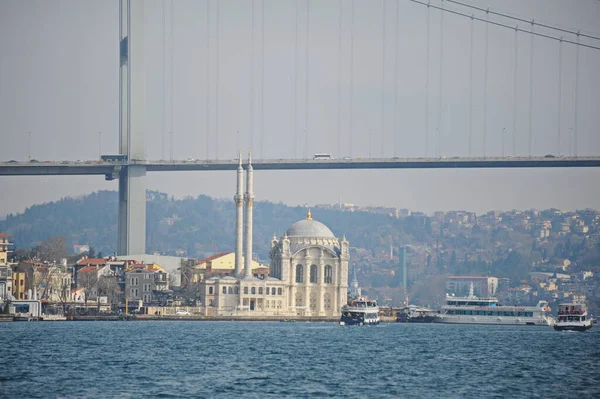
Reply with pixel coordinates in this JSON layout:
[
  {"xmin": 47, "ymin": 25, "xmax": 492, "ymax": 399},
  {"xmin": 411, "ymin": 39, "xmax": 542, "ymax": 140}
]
[{"xmin": 285, "ymin": 210, "xmax": 335, "ymax": 238}]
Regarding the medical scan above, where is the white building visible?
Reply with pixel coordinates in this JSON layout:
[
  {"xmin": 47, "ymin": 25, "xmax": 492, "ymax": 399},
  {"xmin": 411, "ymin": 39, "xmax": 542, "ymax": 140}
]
[{"xmin": 200, "ymin": 153, "xmax": 349, "ymax": 318}]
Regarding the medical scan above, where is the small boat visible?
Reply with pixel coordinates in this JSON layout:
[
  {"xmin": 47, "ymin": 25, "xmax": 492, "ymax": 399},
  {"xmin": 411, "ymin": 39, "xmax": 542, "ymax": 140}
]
[
  {"xmin": 340, "ymin": 297, "xmax": 379, "ymax": 326},
  {"xmin": 554, "ymin": 303, "xmax": 593, "ymax": 332},
  {"xmin": 397, "ymin": 306, "xmax": 439, "ymax": 323}
]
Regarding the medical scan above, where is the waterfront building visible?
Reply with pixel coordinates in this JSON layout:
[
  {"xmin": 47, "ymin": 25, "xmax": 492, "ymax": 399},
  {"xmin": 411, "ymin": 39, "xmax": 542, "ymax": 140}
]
[
  {"xmin": 199, "ymin": 153, "xmax": 349, "ymax": 317},
  {"xmin": 446, "ymin": 276, "xmax": 499, "ymax": 297}
]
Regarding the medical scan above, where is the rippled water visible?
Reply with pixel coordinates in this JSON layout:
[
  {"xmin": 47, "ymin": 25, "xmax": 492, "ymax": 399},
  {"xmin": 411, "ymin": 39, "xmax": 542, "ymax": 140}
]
[{"xmin": 1, "ymin": 321, "xmax": 599, "ymax": 398}]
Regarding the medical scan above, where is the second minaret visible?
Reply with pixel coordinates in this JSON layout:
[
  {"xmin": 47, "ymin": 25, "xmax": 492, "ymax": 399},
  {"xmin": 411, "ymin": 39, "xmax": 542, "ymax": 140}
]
[{"xmin": 243, "ymin": 151, "xmax": 254, "ymax": 279}]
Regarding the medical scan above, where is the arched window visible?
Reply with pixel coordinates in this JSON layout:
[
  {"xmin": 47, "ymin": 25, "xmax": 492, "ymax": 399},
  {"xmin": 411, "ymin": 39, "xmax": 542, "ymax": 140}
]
[
  {"xmin": 324, "ymin": 265, "xmax": 333, "ymax": 284},
  {"xmin": 208, "ymin": 286, "xmax": 214, "ymax": 295},
  {"xmin": 295, "ymin": 264, "xmax": 304, "ymax": 283},
  {"xmin": 259, "ymin": 287, "xmax": 263, "ymax": 295},
  {"xmin": 265, "ymin": 287, "xmax": 269, "ymax": 295},
  {"xmin": 272, "ymin": 287, "xmax": 276, "ymax": 295},
  {"xmin": 234, "ymin": 286, "xmax": 239, "ymax": 294},
  {"xmin": 251, "ymin": 287, "xmax": 256, "ymax": 295},
  {"xmin": 222, "ymin": 286, "xmax": 227, "ymax": 294},
  {"xmin": 310, "ymin": 265, "xmax": 318, "ymax": 283},
  {"xmin": 277, "ymin": 287, "xmax": 282, "ymax": 296},
  {"xmin": 244, "ymin": 287, "xmax": 248, "ymax": 295},
  {"xmin": 228, "ymin": 286, "xmax": 233, "ymax": 294},
  {"xmin": 208, "ymin": 299, "xmax": 213, "ymax": 306}
]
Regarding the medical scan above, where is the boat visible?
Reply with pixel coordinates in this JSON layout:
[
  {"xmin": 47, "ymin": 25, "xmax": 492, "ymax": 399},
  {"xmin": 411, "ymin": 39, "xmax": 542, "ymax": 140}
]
[
  {"xmin": 554, "ymin": 303, "xmax": 593, "ymax": 332},
  {"xmin": 397, "ymin": 306, "xmax": 439, "ymax": 323},
  {"xmin": 435, "ymin": 283, "xmax": 553, "ymax": 326},
  {"xmin": 340, "ymin": 297, "xmax": 380, "ymax": 326}
]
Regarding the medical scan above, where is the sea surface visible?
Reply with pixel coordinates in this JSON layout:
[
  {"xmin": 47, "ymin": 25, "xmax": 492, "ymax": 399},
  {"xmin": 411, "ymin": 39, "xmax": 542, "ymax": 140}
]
[{"xmin": 1, "ymin": 321, "xmax": 599, "ymax": 398}]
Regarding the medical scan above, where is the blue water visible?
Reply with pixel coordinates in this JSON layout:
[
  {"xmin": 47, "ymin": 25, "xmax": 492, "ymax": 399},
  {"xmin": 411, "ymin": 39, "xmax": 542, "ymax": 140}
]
[{"xmin": 1, "ymin": 321, "xmax": 599, "ymax": 398}]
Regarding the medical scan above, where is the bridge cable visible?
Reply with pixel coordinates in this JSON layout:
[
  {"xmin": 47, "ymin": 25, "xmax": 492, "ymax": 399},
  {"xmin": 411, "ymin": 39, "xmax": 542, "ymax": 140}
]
[
  {"xmin": 206, "ymin": 0, "xmax": 210, "ymax": 160},
  {"xmin": 349, "ymin": 0, "xmax": 355, "ymax": 158},
  {"xmin": 170, "ymin": 0, "xmax": 174, "ymax": 161},
  {"xmin": 381, "ymin": 0, "xmax": 386, "ymax": 158},
  {"xmin": 468, "ymin": 14, "xmax": 473, "ymax": 157},
  {"xmin": 557, "ymin": 37, "xmax": 563, "ymax": 156},
  {"xmin": 393, "ymin": 0, "xmax": 399, "ymax": 157},
  {"xmin": 305, "ymin": 0, "xmax": 310, "ymax": 159},
  {"xmin": 483, "ymin": 8, "xmax": 488, "ymax": 157},
  {"xmin": 407, "ymin": 0, "xmax": 600, "ymax": 51},
  {"xmin": 512, "ymin": 27, "xmax": 518, "ymax": 157},
  {"xmin": 445, "ymin": 0, "xmax": 600, "ymax": 42},
  {"xmin": 250, "ymin": 0, "xmax": 255, "ymax": 156},
  {"xmin": 215, "ymin": 1, "xmax": 220, "ymax": 159},
  {"xmin": 260, "ymin": 0, "xmax": 265, "ymax": 159},
  {"xmin": 162, "ymin": 0, "xmax": 167, "ymax": 161},
  {"xmin": 337, "ymin": 0, "xmax": 343, "ymax": 159},
  {"xmin": 293, "ymin": 0, "xmax": 299, "ymax": 158},
  {"xmin": 437, "ymin": 1, "xmax": 444, "ymax": 158},
  {"xmin": 528, "ymin": 21, "xmax": 534, "ymax": 157},
  {"xmin": 424, "ymin": 2, "xmax": 430, "ymax": 157},
  {"xmin": 574, "ymin": 34, "xmax": 580, "ymax": 157}
]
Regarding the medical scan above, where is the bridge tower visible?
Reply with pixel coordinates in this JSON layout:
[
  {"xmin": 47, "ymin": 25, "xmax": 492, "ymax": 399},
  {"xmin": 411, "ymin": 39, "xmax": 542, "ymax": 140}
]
[{"xmin": 117, "ymin": 0, "xmax": 146, "ymax": 255}]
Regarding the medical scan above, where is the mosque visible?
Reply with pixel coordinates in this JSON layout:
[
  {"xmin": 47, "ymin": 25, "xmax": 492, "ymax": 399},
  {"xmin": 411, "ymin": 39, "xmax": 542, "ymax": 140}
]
[{"xmin": 199, "ymin": 153, "xmax": 349, "ymax": 317}]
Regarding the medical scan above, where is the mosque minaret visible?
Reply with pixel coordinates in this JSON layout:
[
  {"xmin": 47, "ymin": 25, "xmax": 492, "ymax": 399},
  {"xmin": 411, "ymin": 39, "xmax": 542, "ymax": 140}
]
[
  {"xmin": 243, "ymin": 151, "xmax": 254, "ymax": 279},
  {"xmin": 234, "ymin": 151, "xmax": 244, "ymax": 277}
]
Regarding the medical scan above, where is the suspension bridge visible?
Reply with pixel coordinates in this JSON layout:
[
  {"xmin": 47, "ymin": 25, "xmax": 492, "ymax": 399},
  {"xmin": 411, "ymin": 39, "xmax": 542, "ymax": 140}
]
[{"xmin": 0, "ymin": 0, "xmax": 598, "ymax": 255}]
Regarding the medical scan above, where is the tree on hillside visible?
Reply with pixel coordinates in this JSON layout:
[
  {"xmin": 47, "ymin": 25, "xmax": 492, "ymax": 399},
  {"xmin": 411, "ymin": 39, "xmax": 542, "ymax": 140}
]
[
  {"xmin": 78, "ymin": 272, "xmax": 98, "ymax": 307},
  {"xmin": 39, "ymin": 236, "xmax": 68, "ymax": 264}
]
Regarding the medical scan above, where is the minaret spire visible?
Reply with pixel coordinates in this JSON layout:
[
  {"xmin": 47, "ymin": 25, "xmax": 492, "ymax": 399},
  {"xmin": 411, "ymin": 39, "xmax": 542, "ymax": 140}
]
[
  {"xmin": 234, "ymin": 150, "xmax": 244, "ymax": 276},
  {"xmin": 244, "ymin": 150, "xmax": 255, "ymax": 279}
]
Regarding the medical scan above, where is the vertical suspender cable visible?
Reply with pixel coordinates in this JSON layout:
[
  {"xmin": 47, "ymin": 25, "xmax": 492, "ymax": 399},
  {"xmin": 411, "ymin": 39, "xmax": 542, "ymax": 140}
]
[
  {"xmin": 574, "ymin": 31, "xmax": 580, "ymax": 157},
  {"xmin": 349, "ymin": 0, "xmax": 355, "ymax": 157},
  {"xmin": 483, "ymin": 8, "xmax": 488, "ymax": 157},
  {"xmin": 528, "ymin": 20, "xmax": 534, "ymax": 157},
  {"xmin": 557, "ymin": 37, "xmax": 562, "ymax": 156},
  {"xmin": 170, "ymin": 0, "xmax": 174, "ymax": 161},
  {"xmin": 216, "ymin": 0, "xmax": 220, "ymax": 159},
  {"xmin": 437, "ymin": 1, "xmax": 444, "ymax": 158},
  {"xmin": 250, "ymin": 0, "xmax": 255, "ymax": 155},
  {"xmin": 468, "ymin": 15, "xmax": 473, "ymax": 158},
  {"xmin": 425, "ymin": 3, "xmax": 430, "ymax": 157},
  {"xmin": 206, "ymin": 0, "xmax": 210, "ymax": 159},
  {"xmin": 163, "ymin": 0, "xmax": 167, "ymax": 160},
  {"xmin": 381, "ymin": 0, "xmax": 386, "ymax": 158},
  {"xmin": 512, "ymin": 26, "xmax": 518, "ymax": 157},
  {"xmin": 393, "ymin": 0, "xmax": 399, "ymax": 157},
  {"xmin": 305, "ymin": 0, "xmax": 310, "ymax": 159},
  {"xmin": 293, "ymin": 0, "xmax": 299, "ymax": 158},
  {"xmin": 260, "ymin": 0, "xmax": 265, "ymax": 159},
  {"xmin": 337, "ymin": 0, "xmax": 342, "ymax": 158}
]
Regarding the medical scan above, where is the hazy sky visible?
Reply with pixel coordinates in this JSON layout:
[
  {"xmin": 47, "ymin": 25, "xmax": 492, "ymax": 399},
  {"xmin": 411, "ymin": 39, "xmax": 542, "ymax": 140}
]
[{"xmin": 1, "ymin": 0, "xmax": 599, "ymax": 218}]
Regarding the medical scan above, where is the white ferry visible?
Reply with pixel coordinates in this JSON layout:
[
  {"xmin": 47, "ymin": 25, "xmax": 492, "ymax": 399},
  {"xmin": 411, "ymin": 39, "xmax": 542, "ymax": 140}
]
[
  {"xmin": 340, "ymin": 297, "xmax": 380, "ymax": 326},
  {"xmin": 436, "ymin": 284, "xmax": 553, "ymax": 326},
  {"xmin": 554, "ymin": 303, "xmax": 593, "ymax": 332}
]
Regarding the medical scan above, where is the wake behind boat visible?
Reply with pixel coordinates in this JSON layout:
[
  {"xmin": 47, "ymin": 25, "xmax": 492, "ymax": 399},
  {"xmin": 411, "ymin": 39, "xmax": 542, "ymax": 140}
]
[
  {"xmin": 554, "ymin": 303, "xmax": 593, "ymax": 331},
  {"xmin": 340, "ymin": 297, "xmax": 380, "ymax": 326}
]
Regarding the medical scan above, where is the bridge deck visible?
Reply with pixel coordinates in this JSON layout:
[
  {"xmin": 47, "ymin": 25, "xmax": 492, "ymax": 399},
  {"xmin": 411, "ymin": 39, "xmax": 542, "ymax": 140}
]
[{"xmin": 1, "ymin": 156, "xmax": 599, "ymax": 175}]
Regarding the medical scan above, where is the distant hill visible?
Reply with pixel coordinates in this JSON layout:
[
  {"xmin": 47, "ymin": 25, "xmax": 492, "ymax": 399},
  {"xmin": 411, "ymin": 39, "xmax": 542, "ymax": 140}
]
[{"xmin": 0, "ymin": 190, "xmax": 406, "ymax": 261}]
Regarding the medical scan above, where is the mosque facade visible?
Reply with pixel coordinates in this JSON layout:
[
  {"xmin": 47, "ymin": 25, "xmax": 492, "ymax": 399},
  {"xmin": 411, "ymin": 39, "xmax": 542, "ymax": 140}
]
[{"xmin": 199, "ymin": 153, "xmax": 349, "ymax": 317}]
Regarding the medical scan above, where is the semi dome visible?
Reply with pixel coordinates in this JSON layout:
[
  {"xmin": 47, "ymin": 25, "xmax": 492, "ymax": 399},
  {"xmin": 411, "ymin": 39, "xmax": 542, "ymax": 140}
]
[{"xmin": 286, "ymin": 210, "xmax": 335, "ymax": 238}]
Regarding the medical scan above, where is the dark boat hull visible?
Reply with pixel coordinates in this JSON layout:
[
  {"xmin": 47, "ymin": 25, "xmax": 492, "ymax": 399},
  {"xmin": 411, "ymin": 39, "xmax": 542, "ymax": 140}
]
[
  {"xmin": 554, "ymin": 324, "xmax": 592, "ymax": 332},
  {"xmin": 340, "ymin": 316, "xmax": 379, "ymax": 326}
]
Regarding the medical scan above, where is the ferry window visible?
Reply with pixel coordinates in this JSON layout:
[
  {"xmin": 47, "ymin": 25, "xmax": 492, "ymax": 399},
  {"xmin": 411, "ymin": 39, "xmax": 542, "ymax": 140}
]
[
  {"xmin": 296, "ymin": 264, "xmax": 304, "ymax": 283},
  {"xmin": 251, "ymin": 287, "xmax": 256, "ymax": 295},
  {"xmin": 277, "ymin": 288, "xmax": 282, "ymax": 295},
  {"xmin": 259, "ymin": 287, "xmax": 263, "ymax": 295},
  {"xmin": 324, "ymin": 265, "xmax": 333, "ymax": 284},
  {"xmin": 310, "ymin": 265, "xmax": 318, "ymax": 283},
  {"xmin": 208, "ymin": 287, "xmax": 213, "ymax": 295},
  {"xmin": 222, "ymin": 286, "xmax": 227, "ymax": 294},
  {"xmin": 244, "ymin": 287, "xmax": 248, "ymax": 294},
  {"xmin": 234, "ymin": 286, "xmax": 239, "ymax": 294}
]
